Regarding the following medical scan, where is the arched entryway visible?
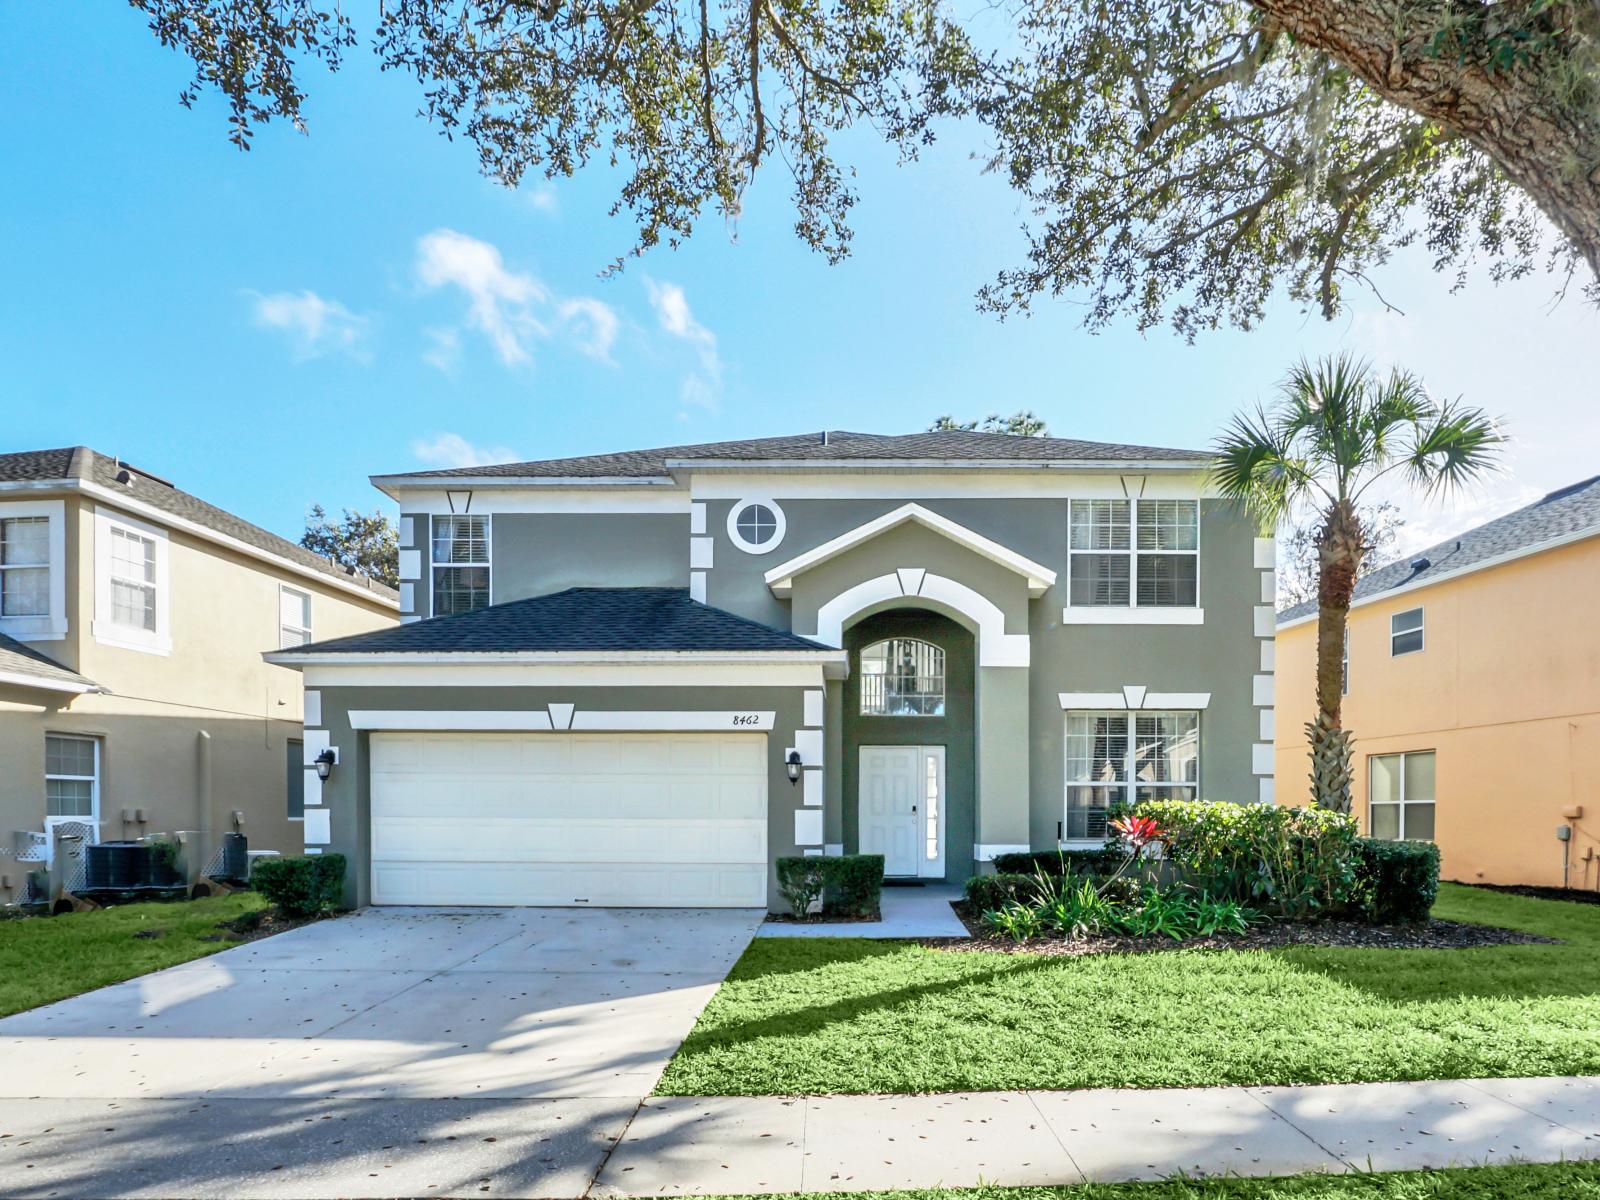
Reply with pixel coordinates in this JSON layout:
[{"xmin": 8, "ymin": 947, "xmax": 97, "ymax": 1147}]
[{"xmin": 842, "ymin": 609, "xmax": 976, "ymax": 883}]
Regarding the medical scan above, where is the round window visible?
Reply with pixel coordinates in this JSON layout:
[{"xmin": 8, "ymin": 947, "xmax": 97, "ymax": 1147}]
[{"xmin": 727, "ymin": 499, "xmax": 786, "ymax": 554}]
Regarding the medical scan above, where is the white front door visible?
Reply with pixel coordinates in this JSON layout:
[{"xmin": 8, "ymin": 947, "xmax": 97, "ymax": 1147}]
[{"xmin": 859, "ymin": 745, "xmax": 945, "ymax": 878}]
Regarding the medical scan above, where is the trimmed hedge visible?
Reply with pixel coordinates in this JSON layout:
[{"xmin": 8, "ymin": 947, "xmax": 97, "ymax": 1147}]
[
  {"xmin": 252, "ymin": 854, "xmax": 347, "ymax": 919},
  {"xmin": 1353, "ymin": 838, "xmax": 1440, "ymax": 924},
  {"xmin": 773, "ymin": 854, "xmax": 885, "ymax": 919},
  {"xmin": 992, "ymin": 848, "xmax": 1124, "ymax": 876},
  {"xmin": 1134, "ymin": 799, "xmax": 1359, "ymax": 919}
]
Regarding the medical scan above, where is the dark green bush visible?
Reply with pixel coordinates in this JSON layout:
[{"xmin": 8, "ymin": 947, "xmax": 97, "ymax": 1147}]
[
  {"xmin": 992, "ymin": 848, "xmax": 1123, "ymax": 876},
  {"xmin": 775, "ymin": 857, "xmax": 828, "ymax": 917},
  {"xmin": 1352, "ymin": 838, "xmax": 1440, "ymax": 924},
  {"xmin": 251, "ymin": 854, "xmax": 346, "ymax": 919},
  {"xmin": 963, "ymin": 872, "xmax": 1040, "ymax": 912},
  {"xmin": 1134, "ymin": 799, "xmax": 1360, "ymax": 918},
  {"xmin": 773, "ymin": 854, "xmax": 884, "ymax": 918},
  {"xmin": 824, "ymin": 854, "xmax": 885, "ymax": 918}
]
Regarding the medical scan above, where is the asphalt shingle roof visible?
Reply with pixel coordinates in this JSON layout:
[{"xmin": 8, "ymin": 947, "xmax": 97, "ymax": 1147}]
[
  {"xmin": 0, "ymin": 633, "xmax": 97, "ymax": 692},
  {"xmin": 376, "ymin": 430, "xmax": 1208, "ymax": 480},
  {"xmin": 272, "ymin": 587, "xmax": 830, "ymax": 655},
  {"xmin": 1278, "ymin": 474, "xmax": 1600, "ymax": 623},
  {"xmin": 0, "ymin": 448, "xmax": 397, "ymax": 601}
]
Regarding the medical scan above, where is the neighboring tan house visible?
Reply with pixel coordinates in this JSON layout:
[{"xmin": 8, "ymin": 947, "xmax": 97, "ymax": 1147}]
[
  {"xmin": 0, "ymin": 447, "xmax": 398, "ymax": 901},
  {"xmin": 1275, "ymin": 475, "xmax": 1600, "ymax": 890},
  {"xmin": 265, "ymin": 430, "xmax": 1276, "ymax": 911}
]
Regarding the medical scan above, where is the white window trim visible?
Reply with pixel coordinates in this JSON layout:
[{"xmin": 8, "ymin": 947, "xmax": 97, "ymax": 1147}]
[
  {"xmin": 45, "ymin": 733, "xmax": 101, "ymax": 826},
  {"xmin": 0, "ymin": 499, "xmax": 67, "ymax": 641},
  {"xmin": 429, "ymin": 514, "xmax": 492, "ymax": 617},
  {"xmin": 1061, "ymin": 708, "xmax": 1201, "ymax": 842},
  {"xmin": 726, "ymin": 498, "xmax": 787, "ymax": 555},
  {"xmin": 1368, "ymin": 750, "xmax": 1436, "ymax": 841},
  {"xmin": 279, "ymin": 584, "xmax": 313, "ymax": 649},
  {"xmin": 92, "ymin": 507, "xmax": 171, "ymax": 656},
  {"xmin": 1390, "ymin": 607, "xmax": 1425, "ymax": 657},
  {"xmin": 1064, "ymin": 498, "xmax": 1202, "ymax": 623}
]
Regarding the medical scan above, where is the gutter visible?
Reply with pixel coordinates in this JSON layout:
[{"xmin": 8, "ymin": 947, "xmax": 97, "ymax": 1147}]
[
  {"xmin": 262, "ymin": 648, "xmax": 848, "ymax": 668},
  {"xmin": 0, "ymin": 669, "xmax": 104, "ymax": 695}
]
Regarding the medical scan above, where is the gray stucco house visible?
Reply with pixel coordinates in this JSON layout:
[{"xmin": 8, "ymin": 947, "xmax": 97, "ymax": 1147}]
[{"xmin": 266, "ymin": 430, "xmax": 1277, "ymax": 910}]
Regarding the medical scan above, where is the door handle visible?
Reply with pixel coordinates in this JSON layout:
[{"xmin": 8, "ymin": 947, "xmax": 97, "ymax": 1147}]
[{"xmin": 912, "ymin": 805, "xmax": 918, "ymax": 813}]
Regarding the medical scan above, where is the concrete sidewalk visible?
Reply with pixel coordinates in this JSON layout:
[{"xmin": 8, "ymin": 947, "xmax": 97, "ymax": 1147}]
[
  {"xmin": 595, "ymin": 1077, "xmax": 1600, "ymax": 1196},
  {"xmin": 758, "ymin": 882, "xmax": 969, "ymax": 939}
]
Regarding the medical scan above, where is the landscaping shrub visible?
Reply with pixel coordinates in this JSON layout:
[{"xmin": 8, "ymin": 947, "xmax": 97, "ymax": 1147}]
[
  {"xmin": 981, "ymin": 875, "xmax": 1260, "ymax": 943},
  {"xmin": 773, "ymin": 854, "xmax": 885, "ymax": 919},
  {"xmin": 1134, "ymin": 799, "xmax": 1359, "ymax": 918},
  {"xmin": 1352, "ymin": 838, "xmax": 1440, "ymax": 924},
  {"xmin": 992, "ymin": 848, "xmax": 1123, "ymax": 876},
  {"xmin": 825, "ymin": 854, "xmax": 885, "ymax": 918},
  {"xmin": 775, "ymin": 857, "xmax": 827, "ymax": 917},
  {"xmin": 963, "ymin": 872, "xmax": 1039, "ymax": 912},
  {"xmin": 250, "ymin": 854, "xmax": 346, "ymax": 919}
]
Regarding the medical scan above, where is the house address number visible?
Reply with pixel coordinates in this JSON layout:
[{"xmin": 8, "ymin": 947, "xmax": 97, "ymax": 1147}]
[{"xmin": 731, "ymin": 713, "xmax": 763, "ymax": 726}]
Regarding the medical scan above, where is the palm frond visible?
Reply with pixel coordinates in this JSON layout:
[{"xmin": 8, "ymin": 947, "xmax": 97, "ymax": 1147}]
[
  {"xmin": 1208, "ymin": 405, "xmax": 1315, "ymax": 532},
  {"xmin": 1402, "ymin": 397, "xmax": 1506, "ymax": 497}
]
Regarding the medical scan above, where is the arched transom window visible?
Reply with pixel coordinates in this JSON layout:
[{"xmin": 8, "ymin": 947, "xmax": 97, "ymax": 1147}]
[{"xmin": 860, "ymin": 638, "xmax": 945, "ymax": 716}]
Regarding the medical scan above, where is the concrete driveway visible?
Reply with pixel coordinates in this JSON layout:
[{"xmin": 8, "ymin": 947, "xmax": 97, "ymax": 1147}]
[{"xmin": 0, "ymin": 906, "xmax": 762, "ymax": 1199}]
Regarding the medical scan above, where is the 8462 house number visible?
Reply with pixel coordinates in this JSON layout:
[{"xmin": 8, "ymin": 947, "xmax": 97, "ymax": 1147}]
[{"xmin": 731, "ymin": 714, "xmax": 762, "ymax": 726}]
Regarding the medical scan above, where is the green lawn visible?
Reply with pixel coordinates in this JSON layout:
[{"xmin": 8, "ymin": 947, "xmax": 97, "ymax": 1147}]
[
  {"xmin": 714, "ymin": 1162, "xmax": 1600, "ymax": 1199},
  {"xmin": 0, "ymin": 893, "xmax": 270, "ymax": 1019},
  {"xmin": 657, "ymin": 883, "xmax": 1600, "ymax": 1095}
]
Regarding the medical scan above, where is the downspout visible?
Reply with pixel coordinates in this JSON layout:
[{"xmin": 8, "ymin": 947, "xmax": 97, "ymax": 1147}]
[{"xmin": 197, "ymin": 730, "xmax": 212, "ymax": 879}]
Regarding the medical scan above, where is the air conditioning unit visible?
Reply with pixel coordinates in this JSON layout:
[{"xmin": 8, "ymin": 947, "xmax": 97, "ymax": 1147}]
[
  {"xmin": 217, "ymin": 833, "xmax": 249, "ymax": 882},
  {"xmin": 85, "ymin": 841, "xmax": 152, "ymax": 891}
]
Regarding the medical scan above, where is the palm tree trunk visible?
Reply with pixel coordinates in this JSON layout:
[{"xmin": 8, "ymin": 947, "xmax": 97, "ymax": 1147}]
[{"xmin": 1306, "ymin": 499, "xmax": 1364, "ymax": 813}]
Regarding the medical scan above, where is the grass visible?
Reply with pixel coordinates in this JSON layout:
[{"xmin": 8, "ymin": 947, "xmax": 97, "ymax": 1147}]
[
  {"xmin": 0, "ymin": 892, "xmax": 270, "ymax": 1019},
  {"xmin": 657, "ymin": 883, "xmax": 1600, "ymax": 1095},
  {"xmin": 712, "ymin": 1162, "xmax": 1600, "ymax": 1198}
]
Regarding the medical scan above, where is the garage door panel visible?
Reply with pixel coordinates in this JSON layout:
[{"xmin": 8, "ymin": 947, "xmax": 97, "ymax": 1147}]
[{"xmin": 370, "ymin": 732, "xmax": 767, "ymax": 907}]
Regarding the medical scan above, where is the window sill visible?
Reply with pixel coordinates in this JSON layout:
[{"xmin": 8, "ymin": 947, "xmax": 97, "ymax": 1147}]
[
  {"xmin": 1057, "ymin": 839, "xmax": 1106, "ymax": 851},
  {"xmin": 1062, "ymin": 607, "xmax": 1204, "ymax": 625},
  {"xmin": 92, "ymin": 621, "xmax": 171, "ymax": 657}
]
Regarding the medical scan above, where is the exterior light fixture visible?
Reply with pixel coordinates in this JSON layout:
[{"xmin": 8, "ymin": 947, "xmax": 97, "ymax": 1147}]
[
  {"xmin": 313, "ymin": 748, "xmax": 336, "ymax": 781},
  {"xmin": 785, "ymin": 750, "xmax": 802, "ymax": 785}
]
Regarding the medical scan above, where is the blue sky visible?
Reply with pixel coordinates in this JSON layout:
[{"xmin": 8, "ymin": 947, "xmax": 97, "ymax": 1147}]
[{"xmin": 3, "ymin": 5, "xmax": 1595, "ymax": 556}]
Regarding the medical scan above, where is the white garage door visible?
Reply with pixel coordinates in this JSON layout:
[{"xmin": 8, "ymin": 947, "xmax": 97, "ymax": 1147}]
[{"xmin": 369, "ymin": 732, "xmax": 768, "ymax": 907}]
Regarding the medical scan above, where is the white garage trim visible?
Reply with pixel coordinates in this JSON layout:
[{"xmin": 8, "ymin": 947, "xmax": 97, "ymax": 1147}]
[
  {"xmin": 369, "ymin": 731, "xmax": 768, "ymax": 907},
  {"xmin": 350, "ymin": 710, "xmax": 776, "ymax": 732},
  {"xmin": 571, "ymin": 711, "xmax": 775, "ymax": 732},
  {"xmin": 351, "ymin": 710, "xmax": 556, "ymax": 731}
]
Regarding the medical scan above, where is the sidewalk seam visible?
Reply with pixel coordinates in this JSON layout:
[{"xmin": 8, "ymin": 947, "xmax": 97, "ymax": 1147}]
[
  {"xmin": 582, "ymin": 1099, "xmax": 646, "ymax": 1198},
  {"xmin": 1243, "ymin": 1088, "xmax": 1356, "ymax": 1169},
  {"xmin": 1459, "ymin": 1079, "xmax": 1591, "ymax": 1136},
  {"xmin": 1023, "ymin": 1090, "xmax": 1087, "ymax": 1184}
]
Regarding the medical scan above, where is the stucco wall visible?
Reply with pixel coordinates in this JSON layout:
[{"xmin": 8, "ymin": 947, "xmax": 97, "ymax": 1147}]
[
  {"xmin": 1274, "ymin": 536, "xmax": 1600, "ymax": 888},
  {"xmin": 0, "ymin": 491, "xmax": 395, "ymax": 902}
]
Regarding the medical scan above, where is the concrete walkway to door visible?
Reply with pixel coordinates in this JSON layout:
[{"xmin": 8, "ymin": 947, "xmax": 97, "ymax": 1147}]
[
  {"xmin": 757, "ymin": 881, "xmax": 968, "ymax": 938},
  {"xmin": 0, "ymin": 906, "xmax": 761, "ymax": 1200}
]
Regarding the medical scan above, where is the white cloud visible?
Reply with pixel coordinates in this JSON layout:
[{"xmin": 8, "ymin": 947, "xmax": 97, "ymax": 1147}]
[
  {"xmin": 248, "ymin": 289, "xmax": 370, "ymax": 361},
  {"xmin": 417, "ymin": 229, "xmax": 547, "ymax": 366},
  {"xmin": 422, "ymin": 326, "xmax": 462, "ymax": 374},
  {"xmin": 411, "ymin": 432, "xmax": 519, "ymax": 470},
  {"xmin": 416, "ymin": 229, "xmax": 619, "ymax": 371},
  {"xmin": 645, "ymin": 277, "xmax": 722, "ymax": 413},
  {"xmin": 522, "ymin": 183, "xmax": 559, "ymax": 214},
  {"xmin": 558, "ymin": 297, "xmax": 620, "ymax": 363}
]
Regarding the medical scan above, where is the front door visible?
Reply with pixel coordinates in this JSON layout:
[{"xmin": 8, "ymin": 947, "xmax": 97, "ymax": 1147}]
[{"xmin": 859, "ymin": 745, "xmax": 945, "ymax": 878}]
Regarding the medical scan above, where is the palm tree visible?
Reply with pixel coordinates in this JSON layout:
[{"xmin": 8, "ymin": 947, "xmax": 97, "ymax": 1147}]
[{"xmin": 1212, "ymin": 355, "xmax": 1504, "ymax": 814}]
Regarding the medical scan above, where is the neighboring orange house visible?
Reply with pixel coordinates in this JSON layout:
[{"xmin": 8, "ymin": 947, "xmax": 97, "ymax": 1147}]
[{"xmin": 1274, "ymin": 476, "xmax": 1600, "ymax": 890}]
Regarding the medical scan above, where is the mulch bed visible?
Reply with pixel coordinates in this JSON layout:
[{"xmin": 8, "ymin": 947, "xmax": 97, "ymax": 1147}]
[
  {"xmin": 921, "ymin": 902, "xmax": 1555, "ymax": 956},
  {"xmin": 1459, "ymin": 881, "xmax": 1600, "ymax": 907},
  {"xmin": 194, "ymin": 907, "xmax": 328, "ymax": 944}
]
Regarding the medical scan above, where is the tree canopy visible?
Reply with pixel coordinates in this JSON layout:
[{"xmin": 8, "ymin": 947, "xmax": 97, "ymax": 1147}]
[
  {"xmin": 928, "ymin": 411, "xmax": 1049, "ymax": 436},
  {"xmin": 132, "ymin": 1, "xmax": 1600, "ymax": 326},
  {"xmin": 301, "ymin": 504, "xmax": 399, "ymax": 588}
]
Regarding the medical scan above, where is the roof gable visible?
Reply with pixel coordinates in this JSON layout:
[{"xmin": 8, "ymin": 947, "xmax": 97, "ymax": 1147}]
[{"xmin": 763, "ymin": 503, "xmax": 1057, "ymax": 597}]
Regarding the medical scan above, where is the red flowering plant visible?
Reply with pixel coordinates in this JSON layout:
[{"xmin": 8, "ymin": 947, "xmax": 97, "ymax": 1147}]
[{"xmin": 1106, "ymin": 813, "xmax": 1166, "ymax": 889}]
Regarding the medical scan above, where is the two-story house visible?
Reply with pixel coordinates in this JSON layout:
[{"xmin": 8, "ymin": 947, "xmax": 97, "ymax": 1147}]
[
  {"xmin": 1276, "ymin": 475, "xmax": 1600, "ymax": 890},
  {"xmin": 0, "ymin": 447, "xmax": 398, "ymax": 901},
  {"xmin": 266, "ymin": 430, "xmax": 1274, "ymax": 911}
]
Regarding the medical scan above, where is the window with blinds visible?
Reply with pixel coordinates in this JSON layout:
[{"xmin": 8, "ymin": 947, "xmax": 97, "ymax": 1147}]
[
  {"xmin": 859, "ymin": 638, "xmax": 946, "ymax": 716},
  {"xmin": 431, "ymin": 515, "xmax": 491, "ymax": 616},
  {"xmin": 1069, "ymin": 499, "xmax": 1198, "ymax": 608},
  {"xmin": 1063, "ymin": 710, "xmax": 1199, "ymax": 839}
]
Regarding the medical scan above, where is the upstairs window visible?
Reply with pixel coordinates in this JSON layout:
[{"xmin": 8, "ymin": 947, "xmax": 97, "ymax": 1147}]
[
  {"xmin": 1069, "ymin": 499, "xmax": 1198, "ymax": 608},
  {"xmin": 0, "ymin": 516, "xmax": 49, "ymax": 617},
  {"xmin": 93, "ymin": 509, "xmax": 169, "ymax": 654},
  {"xmin": 1063, "ymin": 710, "xmax": 1199, "ymax": 840},
  {"xmin": 279, "ymin": 586, "xmax": 312, "ymax": 649},
  {"xmin": 431, "ymin": 515, "xmax": 490, "ymax": 616},
  {"xmin": 1390, "ymin": 607, "xmax": 1424, "ymax": 656},
  {"xmin": 860, "ymin": 638, "xmax": 945, "ymax": 716}
]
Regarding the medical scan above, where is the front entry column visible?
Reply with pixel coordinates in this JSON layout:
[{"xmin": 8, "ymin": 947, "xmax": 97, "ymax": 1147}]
[{"xmin": 975, "ymin": 665, "xmax": 1030, "ymax": 860}]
